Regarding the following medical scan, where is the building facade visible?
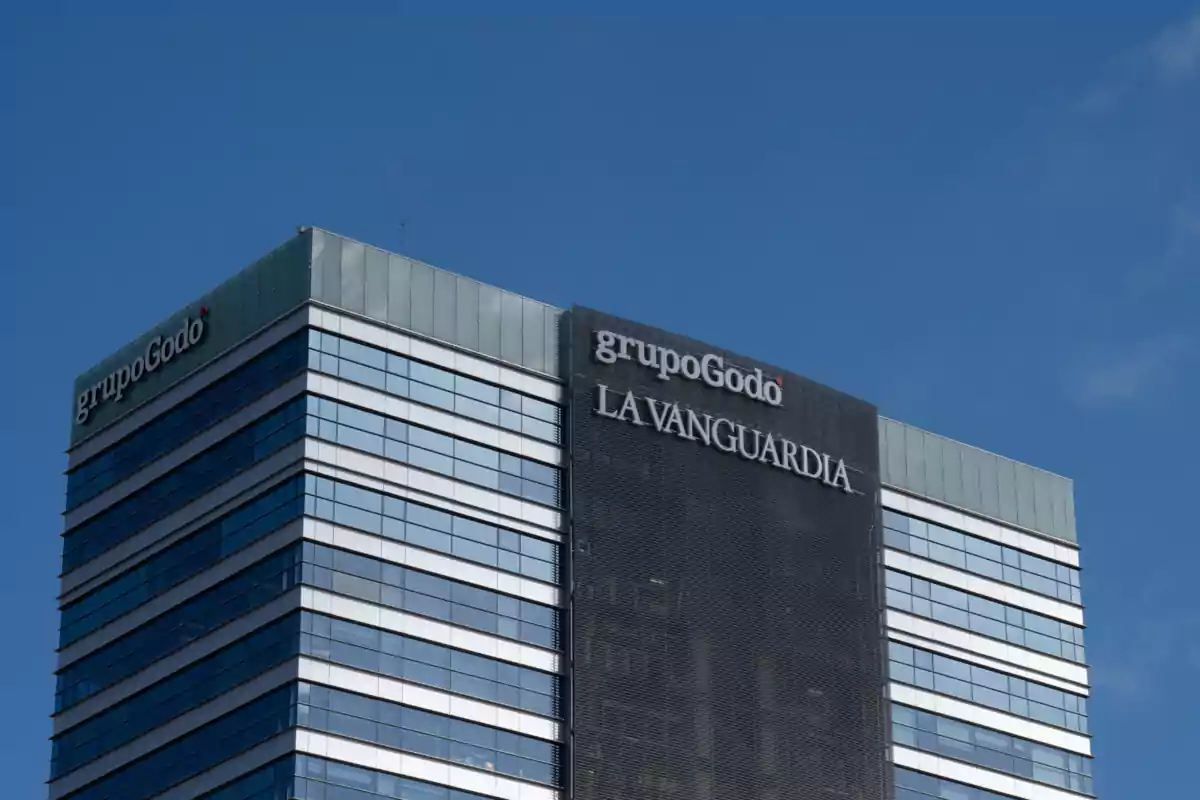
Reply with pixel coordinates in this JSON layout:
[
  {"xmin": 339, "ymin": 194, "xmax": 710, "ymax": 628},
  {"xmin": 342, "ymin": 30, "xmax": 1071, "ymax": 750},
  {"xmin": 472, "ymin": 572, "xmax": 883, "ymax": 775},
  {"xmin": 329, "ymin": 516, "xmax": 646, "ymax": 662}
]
[{"xmin": 50, "ymin": 228, "xmax": 1092, "ymax": 800}]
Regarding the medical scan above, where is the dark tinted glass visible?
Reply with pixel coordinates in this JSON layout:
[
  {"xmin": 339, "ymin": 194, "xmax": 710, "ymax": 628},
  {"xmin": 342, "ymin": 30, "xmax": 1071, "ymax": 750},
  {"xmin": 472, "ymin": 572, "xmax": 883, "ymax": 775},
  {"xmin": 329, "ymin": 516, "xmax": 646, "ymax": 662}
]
[
  {"xmin": 62, "ymin": 396, "xmax": 308, "ymax": 572},
  {"xmin": 66, "ymin": 332, "xmax": 309, "ymax": 509}
]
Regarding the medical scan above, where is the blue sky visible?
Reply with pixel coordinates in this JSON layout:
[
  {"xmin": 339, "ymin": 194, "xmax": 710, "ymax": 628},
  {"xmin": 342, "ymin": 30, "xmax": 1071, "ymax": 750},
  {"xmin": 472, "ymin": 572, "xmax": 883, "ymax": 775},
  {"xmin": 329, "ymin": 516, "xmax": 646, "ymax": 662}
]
[{"xmin": 3, "ymin": 4, "xmax": 1199, "ymax": 796}]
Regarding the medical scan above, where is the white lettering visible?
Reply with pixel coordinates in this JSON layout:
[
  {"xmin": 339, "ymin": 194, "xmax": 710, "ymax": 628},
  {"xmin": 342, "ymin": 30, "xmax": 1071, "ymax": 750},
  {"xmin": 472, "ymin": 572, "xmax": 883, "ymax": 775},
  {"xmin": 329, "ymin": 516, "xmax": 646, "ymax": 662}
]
[
  {"xmin": 595, "ymin": 384, "xmax": 620, "ymax": 418},
  {"xmin": 782, "ymin": 440, "xmax": 801, "ymax": 474},
  {"xmin": 636, "ymin": 340, "xmax": 659, "ymax": 369},
  {"xmin": 594, "ymin": 331, "xmax": 618, "ymax": 364},
  {"xmin": 616, "ymin": 390, "xmax": 645, "ymax": 426},
  {"xmin": 657, "ymin": 349, "xmax": 680, "ymax": 381},
  {"xmin": 712, "ymin": 418, "xmax": 738, "ymax": 452},
  {"xmin": 114, "ymin": 365, "xmax": 131, "ymax": 401},
  {"xmin": 592, "ymin": 329, "xmax": 785, "ymax": 407},
  {"xmin": 800, "ymin": 446, "xmax": 824, "ymax": 479},
  {"xmin": 701, "ymin": 353, "xmax": 725, "ymax": 389},
  {"xmin": 664, "ymin": 403, "xmax": 689, "ymax": 438},
  {"xmin": 686, "ymin": 410, "xmax": 712, "ymax": 445},
  {"xmin": 75, "ymin": 311, "xmax": 209, "ymax": 426},
  {"xmin": 594, "ymin": 385, "xmax": 851, "ymax": 492},
  {"xmin": 759, "ymin": 433, "xmax": 781, "ymax": 468},
  {"xmin": 832, "ymin": 459, "xmax": 852, "ymax": 493},
  {"xmin": 645, "ymin": 396, "xmax": 672, "ymax": 430}
]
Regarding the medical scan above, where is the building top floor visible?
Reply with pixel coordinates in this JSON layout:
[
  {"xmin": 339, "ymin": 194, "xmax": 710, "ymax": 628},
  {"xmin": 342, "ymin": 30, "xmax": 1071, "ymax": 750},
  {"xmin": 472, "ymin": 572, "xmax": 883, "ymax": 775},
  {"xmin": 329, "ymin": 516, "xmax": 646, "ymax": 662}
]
[{"xmin": 68, "ymin": 227, "xmax": 1077, "ymax": 544}]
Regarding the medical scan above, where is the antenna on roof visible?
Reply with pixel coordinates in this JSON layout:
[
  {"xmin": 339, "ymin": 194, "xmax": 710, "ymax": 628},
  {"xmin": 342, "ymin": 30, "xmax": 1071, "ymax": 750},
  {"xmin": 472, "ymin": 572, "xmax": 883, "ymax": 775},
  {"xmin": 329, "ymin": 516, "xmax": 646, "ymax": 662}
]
[{"xmin": 399, "ymin": 219, "xmax": 407, "ymax": 254}]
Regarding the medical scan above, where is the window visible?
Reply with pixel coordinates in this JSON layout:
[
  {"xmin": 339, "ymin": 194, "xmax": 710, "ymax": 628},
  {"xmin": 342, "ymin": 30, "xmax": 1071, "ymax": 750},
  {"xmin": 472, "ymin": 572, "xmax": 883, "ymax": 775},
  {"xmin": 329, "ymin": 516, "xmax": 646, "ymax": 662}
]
[
  {"xmin": 66, "ymin": 332, "xmax": 309, "ymax": 509},
  {"xmin": 892, "ymin": 703, "xmax": 1093, "ymax": 795},
  {"xmin": 883, "ymin": 510, "xmax": 1081, "ymax": 604},
  {"xmin": 309, "ymin": 330, "xmax": 561, "ymax": 444},
  {"xmin": 886, "ymin": 569, "xmax": 1086, "ymax": 663},
  {"xmin": 308, "ymin": 396, "xmax": 561, "ymax": 507},
  {"xmin": 889, "ymin": 642, "xmax": 1088, "ymax": 733}
]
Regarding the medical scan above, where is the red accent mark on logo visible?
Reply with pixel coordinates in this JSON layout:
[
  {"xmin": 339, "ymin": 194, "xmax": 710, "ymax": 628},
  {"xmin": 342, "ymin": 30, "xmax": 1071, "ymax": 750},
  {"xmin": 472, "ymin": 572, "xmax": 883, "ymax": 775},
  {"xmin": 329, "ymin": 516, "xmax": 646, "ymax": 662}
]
[
  {"xmin": 774, "ymin": 375, "xmax": 782, "ymax": 385},
  {"xmin": 200, "ymin": 306, "xmax": 208, "ymax": 316}
]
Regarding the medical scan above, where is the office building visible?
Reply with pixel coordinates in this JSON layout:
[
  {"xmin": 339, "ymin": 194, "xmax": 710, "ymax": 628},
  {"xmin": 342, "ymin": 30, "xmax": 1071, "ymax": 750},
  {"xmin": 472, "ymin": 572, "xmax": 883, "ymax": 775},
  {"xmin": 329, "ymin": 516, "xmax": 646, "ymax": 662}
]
[{"xmin": 50, "ymin": 228, "xmax": 1093, "ymax": 800}]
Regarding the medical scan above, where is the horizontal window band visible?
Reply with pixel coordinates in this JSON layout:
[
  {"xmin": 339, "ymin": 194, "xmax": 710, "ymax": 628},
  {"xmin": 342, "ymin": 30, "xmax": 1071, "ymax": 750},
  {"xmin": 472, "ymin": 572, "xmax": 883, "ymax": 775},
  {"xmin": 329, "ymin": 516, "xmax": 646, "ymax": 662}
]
[
  {"xmin": 66, "ymin": 333, "xmax": 310, "ymax": 511},
  {"xmin": 889, "ymin": 641, "xmax": 1088, "ymax": 735},
  {"xmin": 884, "ymin": 549, "xmax": 1082, "ymax": 624},
  {"xmin": 302, "ymin": 588, "xmax": 562, "ymax": 674},
  {"xmin": 68, "ymin": 307, "xmax": 310, "ymax": 466},
  {"xmin": 886, "ymin": 611, "xmax": 1090, "ymax": 688},
  {"xmin": 295, "ymin": 729, "xmax": 561, "ymax": 800},
  {"xmin": 311, "ymin": 307, "xmax": 562, "ymax": 403},
  {"xmin": 891, "ymin": 703, "xmax": 1093, "ymax": 796},
  {"xmin": 305, "ymin": 441, "xmax": 562, "ymax": 535},
  {"xmin": 887, "ymin": 629, "xmax": 1088, "ymax": 696},
  {"xmin": 890, "ymin": 683, "xmax": 1091, "ymax": 757},
  {"xmin": 883, "ymin": 508, "xmax": 1081, "ymax": 607},
  {"xmin": 882, "ymin": 489, "xmax": 1079, "ymax": 568},
  {"xmin": 893, "ymin": 750, "xmax": 1090, "ymax": 800}
]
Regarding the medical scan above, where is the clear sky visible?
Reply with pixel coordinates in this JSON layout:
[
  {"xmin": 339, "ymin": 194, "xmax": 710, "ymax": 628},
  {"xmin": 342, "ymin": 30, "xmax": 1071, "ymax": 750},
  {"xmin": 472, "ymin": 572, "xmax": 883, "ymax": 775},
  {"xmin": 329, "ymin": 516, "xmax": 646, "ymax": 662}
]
[{"xmin": 3, "ymin": 3, "xmax": 1199, "ymax": 797}]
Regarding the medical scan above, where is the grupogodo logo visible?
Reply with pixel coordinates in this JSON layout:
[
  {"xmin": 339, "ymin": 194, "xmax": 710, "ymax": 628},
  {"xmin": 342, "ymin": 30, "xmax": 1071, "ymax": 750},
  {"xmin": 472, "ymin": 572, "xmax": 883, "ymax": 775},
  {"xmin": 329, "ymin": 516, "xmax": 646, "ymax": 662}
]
[
  {"xmin": 75, "ymin": 308, "xmax": 209, "ymax": 425},
  {"xmin": 593, "ymin": 329, "xmax": 783, "ymax": 407}
]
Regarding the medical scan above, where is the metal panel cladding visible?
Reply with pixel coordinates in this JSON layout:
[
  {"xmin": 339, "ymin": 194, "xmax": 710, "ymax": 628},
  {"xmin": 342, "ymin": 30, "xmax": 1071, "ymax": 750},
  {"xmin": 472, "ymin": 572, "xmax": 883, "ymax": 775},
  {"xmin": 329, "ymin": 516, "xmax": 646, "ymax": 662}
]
[{"xmin": 567, "ymin": 307, "xmax": 887, "ymax": 800}]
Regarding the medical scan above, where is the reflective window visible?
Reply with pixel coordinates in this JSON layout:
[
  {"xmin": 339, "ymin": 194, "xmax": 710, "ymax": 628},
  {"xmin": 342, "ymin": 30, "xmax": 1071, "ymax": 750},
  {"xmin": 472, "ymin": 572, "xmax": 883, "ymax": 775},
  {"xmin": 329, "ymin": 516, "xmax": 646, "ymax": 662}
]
[
  {"xmin": 301, "ymin": 611, "xmax": 558, "ymax": 717},
  {"xmin": 302, "ymin": 542, "xmax": 558, "ymax": 649},
  {"xmin": 52, "ymin": 607, "xmax": 559, "ymax": 783},
  {"xmin": 292, "ymin": 754, "xmax": 496, "ymax": 800},
  {"xmin": 308, "ymin": 396, "xmax": 560, "ymax": 507},
  {"xmin": 889, "ymin": 642, "xmax": 1088, "ymax": 733},
  {"xmin": 193, "ymin": 756, "xmax": 296, "ymax": 800},
  {"xmin": 896, "ymin": 766, "xmax": 1039, "ymax": 800},
  {"xmin": 892, "ymin": 703, "xmax": 1093, "ymax": 795},
  {"xmin": 297, "ymin": 682, "xmax": 559, "ymax": 785},
  {"xmin": 59, "ymin": 477, "xmax": 306, "ymax": 647},
  {"xmin": 304, "ymin": 475, "xmax": 559, "ymax": 584},
  {"xmin": 309, "ymin": 330, "xmax": 561, "ymax": 444},
  {"xmin": 55, "ymin": 544, "xmax": 303, "ymax": 712},
  {"xmin": 884, "ymin": 510, "xmax": 1082, "ymax": 604},
  {"xmin": 62, "ymin": 396, "xmax": 308, "ymax": 572},
  {"xmin": 60, "ymin": 470, "xmax": 558, "ymax": 652},
  {"xmin": 59, "ymin": 684, "xmax": 295, "ymax": 800},
  {"xmin": 66, "ymin": 332, "xmax": 309, "ymax": 510},
  {"xmin": 886, "ymin": 570, "xmax": 1086, "ymax": 663},
  {"xmin": 52, "ymin": 615, "xmax": 302, "ymax": 778}
]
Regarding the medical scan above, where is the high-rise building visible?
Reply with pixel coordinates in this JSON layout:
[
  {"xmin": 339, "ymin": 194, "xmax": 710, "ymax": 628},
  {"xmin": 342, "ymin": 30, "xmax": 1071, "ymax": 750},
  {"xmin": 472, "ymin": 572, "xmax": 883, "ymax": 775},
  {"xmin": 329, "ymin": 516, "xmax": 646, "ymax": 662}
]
[{"xmin": 49, "ymin": 228, "xmax": 1092, "ymax": 800}]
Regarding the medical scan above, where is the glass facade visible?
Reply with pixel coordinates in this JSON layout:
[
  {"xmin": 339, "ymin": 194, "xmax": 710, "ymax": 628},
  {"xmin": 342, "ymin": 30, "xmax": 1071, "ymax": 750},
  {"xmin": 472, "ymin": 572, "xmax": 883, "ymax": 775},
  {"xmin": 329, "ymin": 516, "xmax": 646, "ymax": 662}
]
[
  {"xmin": 56, "ymin": 544, "xmax": 303, "ymax": 712},
  {"xmin": 309, "ymin": 329, "xmax": 561, "ymax": 444},
  {"xmin": 296, "ymin": 682, "xmax": 559, "ymax": 785},
  {"xmin": 195, "ymin": 755, "xmax": 503, "ymax": 800},
  {"xmin": 308, "ymin": 395, "xmax": 561, "ymax": 507},
  {"xmin": 304, "ymin": 475, "xmax": 559, "ymax": 584},
  {"xmin": 885, "ymin": 569, "xmax": 1086, "ymax": 663},
  {"xmin": 895, "ymin": 766, "xmax": 1033, "ymax": 800},
  {"xmin": 62, "ymin": 396, "xmax": 307, "ymax": 572},
  {"xmin": 56, "ymin": 680, "xmax": 558, "ymax": 800},
  {"xmin": 60, "ymin": 684, "xmax": 295, "ymax": 800},
  {"xmin": 53, "ymin": 608, "xmax": 561, "ymax": 782},
  {"xmin": 300, "ymin": 612, "xmax": 559, "ymax": 717},
  {"xmin": 52, "ymin": 614, "xmax": 301, "ymax": 778},
  {"xmin": 888, "ymin": 642, "xmax": 1088, "ymax": 733},
  {"xmin": 60, "ymin": 471, "xmax": 559, "ymax": 651},
  {"xmin": 59, "ymin": 477, "xmax": 306, "ymax": 647},
  {"xmin": 883, "ymin": 509, "xmax": 1082, "ymax": 604},
  {"xmin": 56, "ymin": 538, "xmax": 558, "ymax": 713},
  {"xmin": 891, "ymin": 703, "xmax": 1094, "ymax": 795},
  {"xmin": 65, "ymin": 332, "xmax": 309, "ymax": 509},
  {"xmin": 53, "ymin": 230, "xmax": 1092, "ymax": 800},
  {"xmin": 301, "ymin": 541, "xmax": 559, "ymax": 649}
]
